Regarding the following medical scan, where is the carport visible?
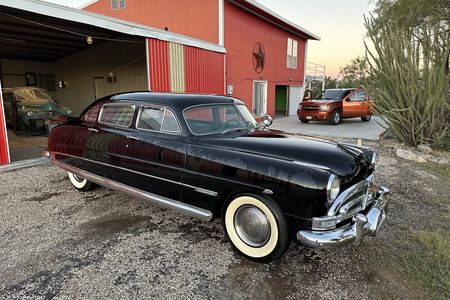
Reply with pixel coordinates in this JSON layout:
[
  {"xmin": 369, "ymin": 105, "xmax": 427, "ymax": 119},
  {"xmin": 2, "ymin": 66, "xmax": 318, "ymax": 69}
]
[{"xmin": 0, "ymin": 0, "xmax": 225, "ymax": 164}]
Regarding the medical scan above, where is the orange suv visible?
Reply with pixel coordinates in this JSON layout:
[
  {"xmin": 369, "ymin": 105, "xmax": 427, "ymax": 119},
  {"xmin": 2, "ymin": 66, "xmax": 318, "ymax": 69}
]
[{"xmin": 297, "ymin": 88, "xmax": 374, "ymax": 125}]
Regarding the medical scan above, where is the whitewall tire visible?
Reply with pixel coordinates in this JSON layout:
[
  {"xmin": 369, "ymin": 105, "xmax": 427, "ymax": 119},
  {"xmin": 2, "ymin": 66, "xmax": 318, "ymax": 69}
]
[
  {"xmin": 68, "ymin": 172, "xmax": 94, "ymax": 191},
  {"xmin": 223, "ymin": 194, "xmax": 290, "ymax": 261}
]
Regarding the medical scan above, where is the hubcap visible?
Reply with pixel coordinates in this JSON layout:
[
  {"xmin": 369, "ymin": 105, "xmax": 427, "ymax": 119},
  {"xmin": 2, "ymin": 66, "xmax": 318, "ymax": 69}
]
[
  {"xmin": 234, "ymin": 205, "xmax": 271, "ymax": 247},
  {"xmin": 334, "ymin": 113, "xmax": 340, "ymax": 123}
]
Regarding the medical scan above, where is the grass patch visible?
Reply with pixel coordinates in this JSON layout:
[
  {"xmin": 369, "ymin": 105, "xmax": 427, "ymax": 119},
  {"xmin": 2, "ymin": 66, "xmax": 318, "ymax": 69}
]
[
  {"xmin": 397, "ymin": 229, "xmax": 450, "ymax": 299},
  {"xmin": 421, "ymin": 162, "xmax": 450, "ymax": 183}
]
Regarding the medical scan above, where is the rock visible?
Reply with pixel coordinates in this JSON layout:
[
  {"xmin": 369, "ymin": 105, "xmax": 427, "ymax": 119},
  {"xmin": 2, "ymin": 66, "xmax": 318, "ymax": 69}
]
[
  {"xmin": 417, "ymin": 144, "xmax": 432, "ymax": 154},
  {"xmin": 396, "ymin": 149, "xmax": 427, "ymax": 163}
]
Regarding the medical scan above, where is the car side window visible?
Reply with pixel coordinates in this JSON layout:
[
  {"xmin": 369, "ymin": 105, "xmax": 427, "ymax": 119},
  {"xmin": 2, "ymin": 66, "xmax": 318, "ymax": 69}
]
[
  {"xmin": 98, "ymin": 104, "xmax": 135, "ymax": 127},
  {"xmin": 137, "ymin": 107, "xmax": 164, "ymax": 131},
  {"xmin": 84, "ymin": 105, "xmax": 100, "ymax": 123},
  {"xmin": 137, "ymin": 106, "xmax": 181, "ymax": 134},
  {"xmin": 349, "ymin": 90, "xmax": 367, "ymax": 101},
  {"xmin": 161, "ymin": 109, "xmax": 181, "ymax": 133}
]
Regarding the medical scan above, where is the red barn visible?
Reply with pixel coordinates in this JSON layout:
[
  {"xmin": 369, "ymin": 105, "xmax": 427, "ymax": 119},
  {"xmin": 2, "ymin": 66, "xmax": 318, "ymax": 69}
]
[{"xmin": 84, "ymin": 0, "xmax": 319, "ymax": 117}]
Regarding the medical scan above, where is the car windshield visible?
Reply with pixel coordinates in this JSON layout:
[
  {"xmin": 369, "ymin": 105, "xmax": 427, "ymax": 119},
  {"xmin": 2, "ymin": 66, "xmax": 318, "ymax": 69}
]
[
  {"xmin": 314, "ymin": 89, "xmax": 351, "ymax": 101},
  {"xmin": 184, "ymin": 104, "xmax": 256, "ymax": 135},
  {"xmin": 15, "ymin": 89, "xmax": 53, "ymax": 101}
]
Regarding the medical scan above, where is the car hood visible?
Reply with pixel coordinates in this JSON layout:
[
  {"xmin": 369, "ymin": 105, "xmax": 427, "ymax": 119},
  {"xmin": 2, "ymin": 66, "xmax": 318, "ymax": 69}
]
[
  {"xmin": 199, "ymin": 130, "xmax": 368, "ymax": 181},
  {"xmin": 301, "ymin": 99, "xmax": 340, "ymax": 106}
]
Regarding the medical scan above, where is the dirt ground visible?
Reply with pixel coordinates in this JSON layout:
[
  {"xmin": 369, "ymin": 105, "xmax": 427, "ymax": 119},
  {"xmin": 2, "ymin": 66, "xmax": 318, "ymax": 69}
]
[{"xmin": 0, "ymin": 137, "xmax": 448, "ymax": 299}]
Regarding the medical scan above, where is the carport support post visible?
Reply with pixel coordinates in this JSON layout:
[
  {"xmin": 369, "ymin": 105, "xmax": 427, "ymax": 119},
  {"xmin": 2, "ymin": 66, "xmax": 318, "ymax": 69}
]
[{"xmin": 0, "ymin": 80, "xmax": 11, "ymax": 165}]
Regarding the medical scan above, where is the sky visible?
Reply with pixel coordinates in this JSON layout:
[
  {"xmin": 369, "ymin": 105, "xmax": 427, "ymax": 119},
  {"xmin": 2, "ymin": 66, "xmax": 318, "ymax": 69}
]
[{"xmin": 43, "ymin": 0, "xmax": 375, "ymax": 78}]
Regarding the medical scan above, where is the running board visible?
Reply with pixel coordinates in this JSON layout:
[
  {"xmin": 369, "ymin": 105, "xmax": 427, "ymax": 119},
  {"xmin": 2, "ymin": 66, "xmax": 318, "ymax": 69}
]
[{"xmin": 52, "ymin": 156, "xmax": 213, "ymax": 220}]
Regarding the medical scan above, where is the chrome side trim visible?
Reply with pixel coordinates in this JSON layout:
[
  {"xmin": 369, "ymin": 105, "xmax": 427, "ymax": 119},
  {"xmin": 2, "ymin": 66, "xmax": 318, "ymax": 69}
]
[
  {"xmin": 52, "ymin": 156, "xmax": 213, "ymax": 220},
  {"xmin": 292, "ymin": 160, "xmax": 330, "ymax": 171},
  {"xmin": 194, "ymin": 187, "xmax": 218, "ymax": 197},
  {"xmin": 263, "ymin": 189, "xmax": 273, "ymax": 195},
  {"xmin": 51, "ymin": 151, "xmax": 218, "ymax": 198}
]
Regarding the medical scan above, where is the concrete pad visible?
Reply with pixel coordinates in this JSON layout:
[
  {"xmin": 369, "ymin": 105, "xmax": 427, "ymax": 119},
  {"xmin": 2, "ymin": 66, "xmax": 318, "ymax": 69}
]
[
  {"xmin": 271, "ymin": 115, "xmax": 387, "ymax": 140},
  {"xmin": 0, "ymin": 157, "xmax": 50, "ymax": 173},
  {"xmin": 6, "ymin": 129, "xmax": 48, "ymax": 162}
]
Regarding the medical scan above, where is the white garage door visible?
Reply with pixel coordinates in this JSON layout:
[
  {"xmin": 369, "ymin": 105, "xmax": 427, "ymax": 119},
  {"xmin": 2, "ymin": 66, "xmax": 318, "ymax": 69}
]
[{"xmin": 288, "ymin": 86, "xmax": 304, "ymax": 116}]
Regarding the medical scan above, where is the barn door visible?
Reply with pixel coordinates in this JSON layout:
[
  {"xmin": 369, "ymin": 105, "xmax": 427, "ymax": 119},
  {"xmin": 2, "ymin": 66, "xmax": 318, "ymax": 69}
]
[
  {"xmin": 94, "ymin": 77, "xmax": 106, "ymax": 100},
  {"xmin": 252, "ymin": 80, "xmax": 267, "ymax": 116},
  {"xmin": 288, "ymin": 86, "xmax": 304, "ymax": 116},
  {"xmin": 0, "ymin": 80, "xmax": 11, "ymax": 165}
]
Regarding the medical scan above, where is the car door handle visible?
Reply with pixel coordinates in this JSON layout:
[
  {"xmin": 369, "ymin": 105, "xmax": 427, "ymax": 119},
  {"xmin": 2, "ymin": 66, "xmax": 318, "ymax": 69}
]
[
  {"xmin": 127, "ymin": 135, "xmax": 140, "ymax": 141},
  {"xmin": 88, "ymin": 127, "xmax": 98, "ymax": 132}
]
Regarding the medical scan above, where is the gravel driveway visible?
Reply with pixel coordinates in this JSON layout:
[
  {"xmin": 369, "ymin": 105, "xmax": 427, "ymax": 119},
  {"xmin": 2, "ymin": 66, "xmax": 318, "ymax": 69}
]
[{"xmin": 0, "ymin": 139, "xmax": 447, "ymax": 299}]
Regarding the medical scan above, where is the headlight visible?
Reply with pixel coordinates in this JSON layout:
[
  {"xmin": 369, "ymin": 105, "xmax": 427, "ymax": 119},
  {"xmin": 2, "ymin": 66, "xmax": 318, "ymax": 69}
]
[
  {"xmin": 67, "ymin": 109, "xmax": 72, "ymax": 115},
  {"xmin": 326, "ymin": 175, "xmax": 340, "ymax": 203},
  {"xmin": 27, "ymin": 111, "xmax": 34, "ymax": 117},
  {"xmin": 319, "ymin": 105, "xmax": 330, "ymax": 111}
]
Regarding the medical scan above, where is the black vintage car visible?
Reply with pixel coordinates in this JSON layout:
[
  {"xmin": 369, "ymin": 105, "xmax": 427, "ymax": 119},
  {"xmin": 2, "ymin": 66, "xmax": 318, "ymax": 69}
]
[{"xmin": 45, "ymin": 92, "xmax": 389, "ymax": 261}]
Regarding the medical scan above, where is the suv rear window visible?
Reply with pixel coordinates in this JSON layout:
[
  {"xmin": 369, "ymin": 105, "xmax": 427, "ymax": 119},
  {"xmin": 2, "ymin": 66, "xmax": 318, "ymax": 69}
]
[{"xmin": 99, "ymin": 104, "xmax": 135, "ymax": 127}]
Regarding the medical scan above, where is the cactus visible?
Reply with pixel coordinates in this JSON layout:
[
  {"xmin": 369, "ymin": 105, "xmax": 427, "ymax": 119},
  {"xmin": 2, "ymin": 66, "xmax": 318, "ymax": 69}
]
[{"xmin": 364, "ymin": 0, "xmax": 450, "ymax": 146}]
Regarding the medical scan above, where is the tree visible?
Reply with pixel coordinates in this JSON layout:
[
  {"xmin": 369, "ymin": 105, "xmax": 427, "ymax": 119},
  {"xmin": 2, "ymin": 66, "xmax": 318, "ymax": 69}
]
[
  {"xmin": 365, "ymin": 0, "xmax": 450, "ymax": 146},
  {"xmin": 324, "ymin": 76, "xmax": 338, "ymax": 89},
  {"xmin": 338, "ymin": 56, "xmax": 369, "ymax": 88}
]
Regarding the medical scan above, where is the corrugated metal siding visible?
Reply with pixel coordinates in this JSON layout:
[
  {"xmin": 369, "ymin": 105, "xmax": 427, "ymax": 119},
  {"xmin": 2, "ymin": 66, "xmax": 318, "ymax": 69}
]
[
  {"xmin": 0, "ymin": 59, "xmax": 56, "ymax": 97},
  {"xmin": 184, "ymin": 46, "xmax": 225, "ymax": 94},
  {"xmin": 169, "ymin": 42, "xmax": 185, "ymax": 93},
  {"xmin": 52, "ymin": 41, "xmax": 147, "ymax": 115},
  {"xmin": 84, "ymin": 0, "xmax": 219, "ymax": 44},
  {"xmin": 224, "ymin": 1, "xmax": 307, "ymax": 117},
  {"xmin": 148, "ymin": 39, "xmax": 170, "ymax": 92}
]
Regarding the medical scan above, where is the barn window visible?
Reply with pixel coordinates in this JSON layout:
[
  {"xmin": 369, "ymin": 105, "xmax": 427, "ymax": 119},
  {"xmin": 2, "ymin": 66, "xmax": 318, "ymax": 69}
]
[
  {"xmin": 111, "ymin": 0, "xmax": 118, "ymax": 10},
  {"xmin": 119, "ymin": 0, "xmax": 126, "ymax": 9},
  {"xmin": 287, "ymin": 38, "xmax": 298, "ymax": 69}
]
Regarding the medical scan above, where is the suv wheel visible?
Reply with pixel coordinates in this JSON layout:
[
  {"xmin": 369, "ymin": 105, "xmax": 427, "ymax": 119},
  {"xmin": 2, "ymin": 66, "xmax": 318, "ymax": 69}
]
[
  {"xmin": 223, "ymin": 194, "xmax": 290, "ymax": 261},
  {"xmin": 361, "ymin": 115, "xmax": 371, "ymax": 122},
  {"xmin": 329, "ymin": 110, "xmax": 341, "ymax": 125}
]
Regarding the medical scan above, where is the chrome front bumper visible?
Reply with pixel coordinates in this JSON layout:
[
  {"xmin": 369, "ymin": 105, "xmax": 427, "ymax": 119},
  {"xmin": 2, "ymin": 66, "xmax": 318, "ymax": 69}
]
[{"xmin": 297, "ymin": 186, "xmax": 389, "ymax": 249}]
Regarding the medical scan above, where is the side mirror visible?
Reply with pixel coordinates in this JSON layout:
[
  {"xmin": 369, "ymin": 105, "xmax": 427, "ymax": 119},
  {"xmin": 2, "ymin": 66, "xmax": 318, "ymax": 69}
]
[{"xmin": 261, "ymin": 114, "xmax": 273, "ymax": 127}]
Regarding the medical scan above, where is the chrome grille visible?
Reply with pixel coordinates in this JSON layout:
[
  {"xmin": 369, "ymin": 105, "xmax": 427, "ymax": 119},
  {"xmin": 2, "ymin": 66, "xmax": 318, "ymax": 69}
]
[
  {"xmin": 328, "ymin": 174, "xmax": 374, "ymax": 223},
  {"xmin": 302, "ymin": 106, "xmax": 319, "ymax": 111}
]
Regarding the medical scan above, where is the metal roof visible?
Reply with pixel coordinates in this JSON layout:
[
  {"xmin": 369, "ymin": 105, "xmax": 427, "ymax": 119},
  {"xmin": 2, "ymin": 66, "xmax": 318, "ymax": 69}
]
[
  {"xmin": 229, "ymin": 0, "xmax": 320, "ymax": 40},
  {"xmin": 0, "ymin": 0, "xmax": 225, "ymax": 62}
]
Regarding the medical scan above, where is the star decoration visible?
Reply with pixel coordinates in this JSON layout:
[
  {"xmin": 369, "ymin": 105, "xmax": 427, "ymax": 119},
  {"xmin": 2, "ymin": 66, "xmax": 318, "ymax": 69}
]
[{"xmin": 252, "ymin": 43, "xmax": 265, "ymax": 73}]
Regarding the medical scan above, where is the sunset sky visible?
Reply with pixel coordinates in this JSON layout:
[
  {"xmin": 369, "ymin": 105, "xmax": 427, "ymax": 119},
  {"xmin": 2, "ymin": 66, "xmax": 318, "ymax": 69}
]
[{"xmin": 44, "ymin": 0, "xmax": 375, "ymax": 78}]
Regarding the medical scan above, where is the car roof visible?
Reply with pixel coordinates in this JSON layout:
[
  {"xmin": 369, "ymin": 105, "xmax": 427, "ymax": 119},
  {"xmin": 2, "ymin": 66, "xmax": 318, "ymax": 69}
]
[
  {"xmin": 2, "ymin": 87, "xmax": 48, "ymax": 93},
  {"xmin": 325, "ymin": 88, "xmax": 357, "ymax": 91},
  {"xmin": 109, "ymin": 92, "xmax": 244, "ymax": 110}
]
